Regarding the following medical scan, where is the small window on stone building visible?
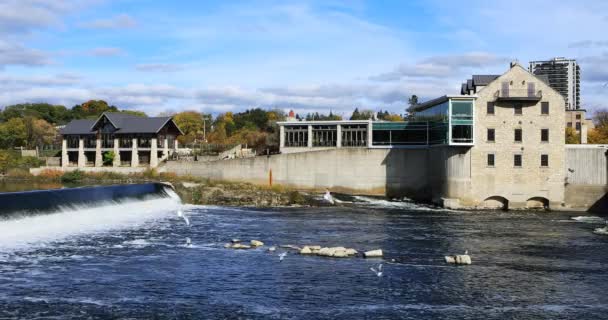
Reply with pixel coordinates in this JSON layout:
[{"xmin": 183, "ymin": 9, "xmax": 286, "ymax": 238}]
[
  {"xmin": 567, "ymin": 122, "xmax": 572, "ymax": 128},
  {"xmin": 514, "ymin": 128, "xmax": 522, "ymax": 142},
  {"xmin": 514, "ymin": 104, "xmax": 523, "ymax": 115},
  {"xmin": 541, "ymin": 129, "xmax": 549, "ymax": 142},
  {"xmin": 514, "ymin": 154, "xmax": 522, "ymax": 167},
  {"xmin": 487, "ymin": 128, "xmax": 495, "ymax": 142},
  {"xmin": 541, "ymin": 102, "xmax": 549, "ymax": 115},
  {"xmin": 541, "ymin": 154, "xmax": 549, "ymax": 167},
  {"xmin": 487, "ymin": 102, "xmax": 495, "ymax": 115},
  {"xmin": 576, "ymin": 122, "xmax": 581, "ymax": 131},
  {"xmin": 576, "ymin": 114, "xmax": 581, "ymax": 119},
  {"xmin": 487, "ymin": 154, "xmax": 495, "ymax": 167}
]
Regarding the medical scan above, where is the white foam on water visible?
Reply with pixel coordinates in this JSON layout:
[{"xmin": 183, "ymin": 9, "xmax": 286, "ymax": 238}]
[
  {"xmin": 0, "ymin": 196, "xmax": 181, "ymax": 252},
  {"xmin": 352, "ymin": 195, "xmax": 457, "ymax": 212},
  {"xmin": 571, "ymin": 216, "xmax": 607, "ymax": 223}
]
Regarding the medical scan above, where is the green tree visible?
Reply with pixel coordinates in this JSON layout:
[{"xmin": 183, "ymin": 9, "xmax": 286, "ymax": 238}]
[
  {"xmin": 103, "ymin": 151, "xmax": 115, "ymax": 165},
  {"xmin": 350, "ymin": 108, "xmax": 361, "ymax": 120},
  {"xmin": 0, "ymin": 118, "xmax": 27, "ymax": 148}
]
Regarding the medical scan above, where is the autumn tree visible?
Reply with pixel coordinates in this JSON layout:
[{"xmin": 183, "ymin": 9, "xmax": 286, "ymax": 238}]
[
  {"xmin": 173, "ymin": 111, "xmax": 205, "ymax": 145},
  {"xmin": 565, "ymin": 127, "xmax": 580, "ymax": 144},
  {"xmin": 71, "ymin": 100, "xmax": 118, "ymax": 119},
  {"xmin": 29, "ymin": 118, "xmax": 57, "ymax": 148}
]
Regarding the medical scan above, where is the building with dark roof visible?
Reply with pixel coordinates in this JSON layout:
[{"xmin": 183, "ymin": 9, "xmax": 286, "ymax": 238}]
[{"xmin": 59, "ymin": 112, "xmax": 183, "ymax": 168}]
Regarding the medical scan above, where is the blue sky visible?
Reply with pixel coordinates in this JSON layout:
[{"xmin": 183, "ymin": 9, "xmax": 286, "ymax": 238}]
[{"xmin": 1, "ymin": 0, "xmax": 607, "ymax": 116}]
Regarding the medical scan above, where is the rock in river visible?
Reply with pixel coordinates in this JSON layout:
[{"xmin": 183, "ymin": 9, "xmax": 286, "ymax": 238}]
[
  {"xmin": 300, "ymin": 246, "xmax": 313, "ymax": 254},
  {"xmin": 364, "ymin": 249, "xmax": 383, "ymax": 258},
  {"xmin": 250, "ymin": 240, "xmax": 264, "ymax": 247}
]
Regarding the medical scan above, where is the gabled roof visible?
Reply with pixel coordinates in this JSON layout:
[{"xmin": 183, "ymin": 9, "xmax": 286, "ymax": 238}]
[
  {"xmin": 60, "ymin": 119, "xmax": 96, "ymax": 135},
  {"xmin": 60, "ymin": 112, "xmax": 183, "ymax": 135},
  {"xmin": 472, "ymin": 75, "xmax": 500, "ymax": 86}
]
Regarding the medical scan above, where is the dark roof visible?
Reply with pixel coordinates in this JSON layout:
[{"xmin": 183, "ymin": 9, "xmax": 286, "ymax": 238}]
[
  {"xmin": 114, "ymin": 117, "xmax": 173, "ymax": 133},
  {"xmin": 60, "ymin": 119, "xmax": 96, "ymax": 134},
  {"xmin": 472, "ymin": 75, "xmax": 500, "ymax": 86},
  {"xmin": 460, "ymin": 83, "xmax": 467, "ymax": 94},
  {"xmin": 60, "ymin": 112, "xmax": 182, "ymax": 135},
  {"xmin": 466, "ymin": 79, "xmax": 473, "ymax": 91}
]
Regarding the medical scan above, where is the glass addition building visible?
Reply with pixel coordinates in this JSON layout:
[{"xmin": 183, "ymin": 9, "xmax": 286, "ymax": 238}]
[{"xmin": 410, "ymin": 95, "xmax": 475, "ymax": 146}]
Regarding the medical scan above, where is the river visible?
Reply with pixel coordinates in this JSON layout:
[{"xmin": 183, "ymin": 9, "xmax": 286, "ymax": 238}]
[{"xmin": 0, "ymin": 189, "xmax": 606, "ymax": 319}]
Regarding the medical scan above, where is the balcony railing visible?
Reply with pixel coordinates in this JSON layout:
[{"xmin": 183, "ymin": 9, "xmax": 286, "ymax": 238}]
[{"xmin": 495, "ymin": 89, "xmax": 542, "ymax": 101}]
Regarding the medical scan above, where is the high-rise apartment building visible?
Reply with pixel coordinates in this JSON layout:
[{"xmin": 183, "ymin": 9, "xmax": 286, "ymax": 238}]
[{"xmin": 529, "ymin": 57, "xmax": 580, "ymax": 110}]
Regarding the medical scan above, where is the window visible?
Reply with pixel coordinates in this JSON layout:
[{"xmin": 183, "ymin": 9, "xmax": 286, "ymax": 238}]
[
  {"xmin": 567, "ymin": 122, "xmax": 573, "ymax": 128},
  {"xmin": 541, "ymin": 154, "xmax": 549, "ymax": 167},
  {"xmin": 541, "ymin": 102, "xmax": 549, "ymax": 115},
  {"xmin": 487, "ymin": 153, "xmax": 495, "ymax": 167},
  {"xmin": 514, "ymin": 104, "xmax": 522, "ymax": 115},
  {"xmin": 576, "ymin": 122, "xmax": 581, "ymax": 131},
  {"xmin": 514, "ymin": 154, "xmax": 522, "ymax": 167},
  {"xmin": 514, "ymin": 128, "xmax": 522, "ymax": 142},
  {"xmin": 487, "ymin": 128, "xmax": 495, "ymax": 142},
  {"xmin": 487, "ymin": 102, "xmax": 495, "ymax": 115},
  {"xmin": 576, "ymin": 114, "xmax": 581, "ymax": 120},
  {"xmin": 541, "ymin": 129, "xmax": 549, "ymax": 142}
]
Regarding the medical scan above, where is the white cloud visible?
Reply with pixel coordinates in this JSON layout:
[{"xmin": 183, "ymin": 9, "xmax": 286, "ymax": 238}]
[
  {"xmin": 0, "ymin": 73, "xmax": 81, "ymax": 87},
  {"xmin": 370, "ymin": 52, "xmax": 507, "ymax": 82},
  {"xmin": 87, "ymin": 47, "xmax": 125, "ymax": 57},
  {"xmin": 0, "ymin": 40, "xmax": 51, "ymax": 67},
  {"xmin": 81, "ymin": 13, "xmax": 137, "ymax": 29}
]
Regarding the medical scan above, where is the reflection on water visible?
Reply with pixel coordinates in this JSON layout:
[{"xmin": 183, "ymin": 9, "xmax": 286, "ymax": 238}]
[
  {"xmin": 0, "ymin": 198, "xmax": 606, "ymax": 319},
  {"xmin": 0, "ymin": 180, "xmax": 64, "ymax": 193}
]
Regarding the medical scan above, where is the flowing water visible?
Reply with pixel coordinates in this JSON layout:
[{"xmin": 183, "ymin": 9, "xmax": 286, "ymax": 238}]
[{"xmin": 0, "ymin": 191, "xmax": 607, "ymax": 319}]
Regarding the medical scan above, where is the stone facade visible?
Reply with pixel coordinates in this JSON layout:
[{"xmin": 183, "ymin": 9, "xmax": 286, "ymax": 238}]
[{"xmin": 469, "ymin": 64, "xmax": 566, "ymax": 209}]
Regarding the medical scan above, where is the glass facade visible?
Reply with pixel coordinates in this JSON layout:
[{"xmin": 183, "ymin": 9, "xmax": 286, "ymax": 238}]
[{"xmin": 450, "ymin": 100, "xmax": 473, "ymax": 144}]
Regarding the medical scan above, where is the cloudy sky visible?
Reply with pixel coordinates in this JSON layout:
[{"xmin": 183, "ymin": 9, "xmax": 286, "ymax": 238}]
[{"xmin": 1, "ymin": 0, "xmax": 607, "ymax": 116}]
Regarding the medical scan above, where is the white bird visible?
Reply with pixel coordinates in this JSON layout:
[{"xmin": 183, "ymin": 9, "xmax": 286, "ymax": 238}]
[
  {"xmin": 185, "ymin": 237, "xmax": 192, "ymax": 247},
  {"xmin": 279, "ymin": 252, "xmax": 287, "ymax": 262},
  {"xmin": 370, "ymin": 263, "xmax": 383, "ymax": 277},
  {"xmin": 323, "ymin": 189, "xmax": 335, "ymax": 205}
]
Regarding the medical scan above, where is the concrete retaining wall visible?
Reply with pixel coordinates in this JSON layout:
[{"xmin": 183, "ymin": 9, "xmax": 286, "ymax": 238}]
[
  {"xmin": 166, "ymin": 147, "xmax": 471, "ymax": 201},
  {"xmin": 564, "ymin": 145, "xmax": 608, "ymax": 212}
]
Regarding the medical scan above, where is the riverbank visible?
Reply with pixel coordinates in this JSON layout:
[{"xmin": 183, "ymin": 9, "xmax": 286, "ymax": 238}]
[{"xmin": 0, "ymin": 169, "xmax": 317, "ymax": 207}]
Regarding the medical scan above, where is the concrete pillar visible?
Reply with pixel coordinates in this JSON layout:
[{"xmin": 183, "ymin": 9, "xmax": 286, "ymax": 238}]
[
  {"xmin": 581, "ymin": 124, "xmax": 588, "ymax": 144},
  {"xmin": 174, "ymin": 139, "xmax": 179, "ymax": 150},
  {"xmin": 77, "ymin": 137, "xmax": 85, "ymax": 167},
  {"xmin": 131, "ymin": 137, "xmax": 139, "ymax": 167},
  {"xmin": 336, "ymin": 124, "xmax": 342, "ymax": 148},
  {"xmin": 279, "ymin": 125, "xmax": 285, "ymax": 149},
  {"xmin": 150, "ymin": 137, "xmax": 158, "ymax": 168},
  {"xmin": 113, "ymin": 138, "xmax": 120, "ymax": 167},
  {"xmin": 61, "ymin": 138, "xmax": 68, "ymax": 167},
  {"xmin": 163, "ymin": 137, "xmax": 169, "ymax": 159},
  {"xmin": 95, "ymin": 137, "xmax": 102, "ymax": 167},
  {"xmin": 307, "ymin": 125, "xmax": 313, "ymax": 148},
  {"xmin": 367, "ymin": 120, "xmax": 373, "ymax": 147}
]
